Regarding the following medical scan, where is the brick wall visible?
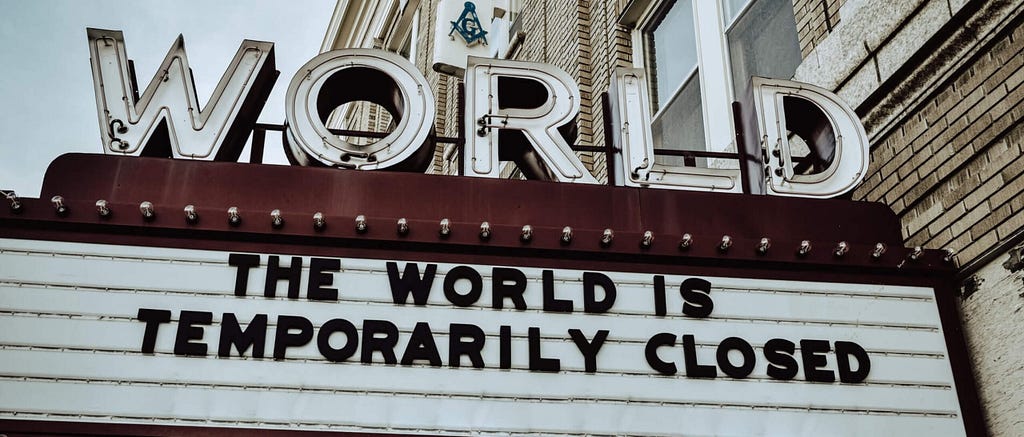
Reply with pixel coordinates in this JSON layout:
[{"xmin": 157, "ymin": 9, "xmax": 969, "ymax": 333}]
[
  {"xmin": 801, "ymin": 1, "xmax": 1024, "ymax": 433},
  {"xmin": 792, "ymin": 0, "xmax": 846, "ymax": 57}
]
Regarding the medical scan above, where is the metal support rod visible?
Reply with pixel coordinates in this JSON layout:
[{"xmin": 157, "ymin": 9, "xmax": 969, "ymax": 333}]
[{"xmin": 600, "ymin": 92, "xmax": 616, "ymax": 186}]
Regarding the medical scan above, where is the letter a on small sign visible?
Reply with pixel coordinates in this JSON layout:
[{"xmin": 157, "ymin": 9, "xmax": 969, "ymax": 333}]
[{"xmin": 450, "ymin": 2, "xmax": 488, "ymax": 46}]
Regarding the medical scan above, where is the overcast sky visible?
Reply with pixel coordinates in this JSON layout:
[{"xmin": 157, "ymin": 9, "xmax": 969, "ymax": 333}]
[{"xmin": 0, "ymin": 0, "xmax": 335, "ymax": 197}]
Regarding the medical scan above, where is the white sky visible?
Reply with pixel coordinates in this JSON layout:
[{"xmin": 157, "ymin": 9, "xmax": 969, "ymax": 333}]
[{"xmin": 0, "ymin": 0, "xmax": 335, "ymax": 196}]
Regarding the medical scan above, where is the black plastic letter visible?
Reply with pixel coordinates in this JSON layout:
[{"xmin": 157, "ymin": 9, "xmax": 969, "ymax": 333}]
[
  {"xmin": 493, "ymin": 267, "xmax": 528, "ymax": 310},
  {"xmin": 228, "ymin": 254, "xmax": 260, "ymax": 297},
  {"xmin": 218, "ymin": 313, "xmax": 267, "ymax": 358},
  {"xmin": 764, "ymin": 338, "xmax": 798, "ymax": 380},
  {"xmin": 682, "ymin": 334, "xmax": 716, "ymax": 378},
  {"xmin": 443, "ymin": 266, "xmax": 483, "ymax": 307},
  {"xmin": 528, "ymin": 327, "xmax": 559, "ymax": 372},
  {"xmin": 680, "ymin": 278, "xmax": 713, "ymax": 318},
  {"xmin": 583, "ymin": 272, "xmax": 616, "ymax": 313},
  {"xmin": 137, "ymin": 308, "xmax": 171, "ymax": 354},
  {"xmin": 265, "ymin": 256, "xmax": 303, "ymax": 299},
  {"xmin": 569, "ymin": 329, "xmax": 608, "ymax": 373},
  {"xmin": 174, "ymin": 310, "xmax": 212, "ymax": 356},
  {"xmin": 836, "ymin": 341, "xmax": 871, "ymax": 383},
  {"xmin": 361, "ymin": 319, "xmax": 399, "ymax": 364},
  {"xmin": 716, "ymin": 337, "xmax": 755, "ymax": 379},
  {"xmin": 543, "ymin": 270, "xmax": 573, "ymax": 313},
  {"xmin": 450, "ymin": 323, "xmax": 486, "ymax": 368},
  {"xmin": 307, "ymin": 257, "xmax": 340, "ymax": 301},
  {"xmin": 386, "ymin": 262, "xmax": 437, "ymax": 305},
  {"xmin": 317, "ymin": 318, "xmax": 358, "ymax": 362},
  {"xmin": 401, "ymin": 322, "xmax": 442, "ymax": 366},
  {"xmin": 273, "ymin": 315, "xmax": 313, "ymax": 359},
  {"xmin": 800, "ymin": 339, "xmax": 835, "ymax": 383}
]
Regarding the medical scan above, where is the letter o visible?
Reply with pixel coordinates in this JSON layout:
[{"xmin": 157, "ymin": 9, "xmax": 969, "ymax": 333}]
[{"xmin": 284, "ymin": 49, "xmax": 436, "ymax": 171}]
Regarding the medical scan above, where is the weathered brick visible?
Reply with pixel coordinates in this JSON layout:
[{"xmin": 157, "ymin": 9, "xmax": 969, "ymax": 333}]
[
  {"xmin": 951, "ymin": 201, "xmax": 991, "ymax": 238},
  {"xmin": 964, "ymin": 174, "xmax": 1005, "ymax": 210}
]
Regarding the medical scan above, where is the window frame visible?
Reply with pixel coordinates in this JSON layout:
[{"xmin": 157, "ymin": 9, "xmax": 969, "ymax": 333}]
[{"xmin": 631, "ymin": 0, "xmax": 740, "ymax": 171}]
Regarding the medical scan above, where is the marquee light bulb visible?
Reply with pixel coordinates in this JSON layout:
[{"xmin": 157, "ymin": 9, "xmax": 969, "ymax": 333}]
[
  {"xmin": 397, "ymin": 218, "xmax": 409, "ymax": 236},
  {"xmin": 5, "ymin": 191, "xmax": 21, "ymax": 214},
  {"xmin": 270, "ymin": 209, "xmax": 284, "ymax": 229},
  {"xmin": 600, "ymin": 229, "xmax": 614, "ymax": 247},
  {"xmin": 184, "ymin": 205, "xmax": 198, "ymax": 225},
  {"xmin": 520, "ymin": 225, "xmax": 533, "ymax": 243},
  {"xmin": 139, "ymin": 201, "xmax": 155, "ymax": 221},
  {"xmin": 439, "ymin": 218, "xmax": 451, "ymax": 238},
  {"xmin": 756, "ymin": 237, "xmax": 770, "ymax": 255},
  {"xmin": 641, "ymin": 231, "xmax": 654, "ymax": 249},
  {"xmin": 834, "ymin": 241, "xmax": 849, "ymax": 257},
  {"xmin": 313, "ymin": 212, "xmax": 326, "ymax": 231},
  {"xmin": 909, "ymin": 246, "xmax": 924, "ymax": 261},
  {"xmin": 479, "ymin": 221, "xmax": 491, "ymax": 240},
  {"xmin": 95, "ymin": 199, "xmax": 111, "ymax": 218},
  {"xmin": 943, "ymin": 248, "xmax": 956, "ymax": 263},
  {"xmin": 678, "ymin": 233, "xmax": 693, "ymax": 250},
  {"xmin": 561, "ymin": 226, "xmax": 573, "ymax": 245},
  {"xmin": 798, "ymin": 240, "xmax": 812, "ymax": 256},
  {"xmin": 51, "ymin": 196, "xmax": 68, "ymax": 217},
  {"xmin": 355, "ymin": 215, "xmax": 368, "ymax": 233},
  {"xmin": 227, "ymin": 207, "xmax": 241, "ymax": 226},
  {"xmin": 872, "ymin": 243, "xmax": 887, "ymax": 259},
  {"xmin": 718, "ymin": 235, "xmax": 732, "ymax": 252}
]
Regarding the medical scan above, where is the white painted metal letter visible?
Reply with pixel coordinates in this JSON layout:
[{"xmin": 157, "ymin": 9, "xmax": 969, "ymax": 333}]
[{"xmin": 87, "ymin": 28, "xmax": 276, "ymax": 160}]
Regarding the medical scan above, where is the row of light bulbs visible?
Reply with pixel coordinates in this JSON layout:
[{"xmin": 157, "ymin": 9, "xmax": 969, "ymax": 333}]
[{"xmin": 4, "ymin": 193, "xmax": 953, "ymax": 262}]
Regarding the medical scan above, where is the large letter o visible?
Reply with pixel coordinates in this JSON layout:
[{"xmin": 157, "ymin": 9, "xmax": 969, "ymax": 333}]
[{"xmin": 284, "ymin": 49, "xmax": 436, "ymax": 171}]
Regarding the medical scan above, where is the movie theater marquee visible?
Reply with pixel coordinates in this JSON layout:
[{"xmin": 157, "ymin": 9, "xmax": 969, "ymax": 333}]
[
  {"xmin": 0, "ymin": 238, "xmax": 965, "ymax": 435},
  {"xmin": 0, "ymin": 18, "xmax": 982, "ymax": 436}
]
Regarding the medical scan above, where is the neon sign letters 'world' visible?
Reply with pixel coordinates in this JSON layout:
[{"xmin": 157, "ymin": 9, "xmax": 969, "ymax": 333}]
[{"xmin": 87, "ymin": 28, "xmax": 869, "ymax": 198}]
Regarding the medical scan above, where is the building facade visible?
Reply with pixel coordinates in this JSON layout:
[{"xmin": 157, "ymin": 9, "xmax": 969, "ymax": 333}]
[{"xmin": 322, "ymin": 0, "xmax": 1024, "ymax": 434}]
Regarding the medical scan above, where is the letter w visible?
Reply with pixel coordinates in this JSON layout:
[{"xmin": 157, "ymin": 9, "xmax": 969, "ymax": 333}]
[
  {"xmin": 386, "ymin": 262, "xmax": 437, "ymax": 305},
  {"xmin": 87, "ymin": 28, "xmax": 277, "ymax": 160}
]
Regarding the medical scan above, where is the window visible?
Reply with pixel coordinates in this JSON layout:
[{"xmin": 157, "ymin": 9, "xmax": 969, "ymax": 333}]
[{"xmin": 634, "ymin": 0, "xmax": 801, "ymax": 173}]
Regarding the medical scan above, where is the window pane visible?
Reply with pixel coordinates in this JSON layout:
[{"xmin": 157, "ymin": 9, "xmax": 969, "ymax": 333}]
[
  {"xmin": 723, "ymin": 0, "xmax": 752, "ymax": 24},
  {"xmin": 726, "ymin": 0, "xmax": 801, "ymax": 97},
  {"xmin": 651, "ymin": 75, "xmax": 706, "ymax": 167},
  {"xmin": 649, "ymin": 0, "xmax": 697, "ymax": 109},
  {"xmin": 645, "ymin": 0, "xmax": 707, "ymax": 167}
]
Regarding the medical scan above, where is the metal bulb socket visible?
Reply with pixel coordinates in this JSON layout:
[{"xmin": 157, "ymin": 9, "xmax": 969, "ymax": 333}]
[
  {"xmin": 227, "ymin": 207, "xmax": 241, "ymax": 227},
  {"xmin": 355, "ymin": 215, "xmax": 368, "ymax": 233},
  {"xmin": 641, "ymin": 231, "xmax": 654, "ymax": 249},
  {"xmin": 872, "ymin": 243, "xmax": 887, "ymax": 259},
  {"xmin": 479, "ymin": 221, "xmax": 491, "ymax": 240},
  {"xmin": 270, "ymin": 209, "xmax": 284, "ymax": 229},
  {"xmin": 797, "ymin": 240, "xmax": 812, "ymax": 256},
  {"xmin": 313, "ymin": 212, "xmax": 326, "ymax": 231},
  {"xmin": 139, "ymin": 201, "xmax": 155, "ymax": 221},
  {"xmin": 397, "ymin": 218, "xmax": 409, "ymax": 236},
  {"xmin": 51, "ymin": 196, "xmax": 68, "ymax": 217},
  {"xmin": 439, "ymin": 218, "xmax": 451, "ymax": 238},
  {"xmin": 718, "ymin": 235, "xmax": 732, "ymax": 252},
  {"xmin": 184, "ymin": 205, "xmax": 198, "ymax": 225},
  {"xmin": 6, "ymin": 191, "xmax": 22, "ymax": 214},
  {"xmin": 96, "ymin": 200, "xmax": 111, "ymax": 218},
  {"xmin": 678, "ymin": 233, "xmax": 693, "ymax": 250},
  {"xmin": 834, "ymin": 241, "xmax": 849, "ymax": 257},
  {"xmin": 560, "ymin": 226, "xmax": 573, "ymax": 245},
  {"xmin": 520, "ymin": 225, "xmax": 533, "ymax": 243},
  {"xmin": 600, "ymin": 229, "xmax": 614, "ymax": 247}
]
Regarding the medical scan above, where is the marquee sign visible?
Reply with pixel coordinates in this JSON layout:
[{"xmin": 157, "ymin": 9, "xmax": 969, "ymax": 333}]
[
  {"xmin": 0, "ymin": 239, "xmax": 965, "ymax": 435},
  {"xmin": 0, "ymin": 23, "xmax": 985, "ymax": 436},
  {"xmin": 86, "ymin": 28, "xmax": 868, "ymax": 198},
  {"xmin": 0, "ymin": 154, "xmax": 985, "ymax": 435}
]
